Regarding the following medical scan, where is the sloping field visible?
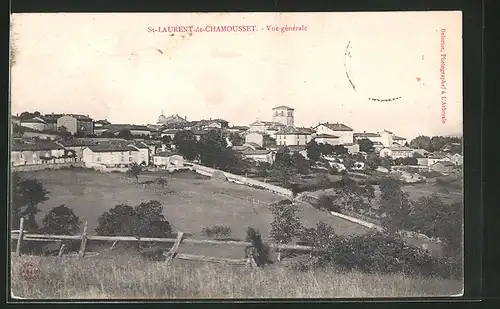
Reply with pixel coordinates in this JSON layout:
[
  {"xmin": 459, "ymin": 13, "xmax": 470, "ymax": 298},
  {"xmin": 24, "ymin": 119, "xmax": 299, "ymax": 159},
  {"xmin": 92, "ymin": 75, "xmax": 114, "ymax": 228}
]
[{"xmin": 20, "ymin": 170, "xmax": 369, "ymax": 244}]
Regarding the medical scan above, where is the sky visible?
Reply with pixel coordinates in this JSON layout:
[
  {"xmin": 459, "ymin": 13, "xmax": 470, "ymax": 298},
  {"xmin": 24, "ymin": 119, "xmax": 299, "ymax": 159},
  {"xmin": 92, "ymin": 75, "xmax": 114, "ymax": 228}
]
[{"xmin": 10, "ymin": 12, "xmax": 462, "ymax": 139}]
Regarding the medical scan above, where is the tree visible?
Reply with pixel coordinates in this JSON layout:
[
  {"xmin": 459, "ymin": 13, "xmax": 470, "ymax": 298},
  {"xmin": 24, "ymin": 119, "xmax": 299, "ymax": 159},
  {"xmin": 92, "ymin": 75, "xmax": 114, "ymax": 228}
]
[
  {"xmin": 269, "ymin": 200, "xmax": 303, "ymax": 261},
  {"xmin": 430, "ymin": 136, "xmax": 447, "ymax": 152},
  {"xmin": 100, "ymin": 131, "xmax": 116, "ymax": 138},
  {"xmin": 358, "ymin": 138, "xmax": 375, "ymax": 153},
  {"xmin": 306, "ymin": 140, "xmax": 321, "ymax": 161},
  {"xmin": 365, "ymin": 153, "xmax": 381, "ymax": 171},
  {"xmin": 228, "ymin": 132, "xmax": 244, "ymax": 146},
  {"xmin": 118, "ymin": 129, "xmax": 133, "ymax": 139},
  {"xmin": 161, "ymin": 135, "xmax": 172, "ymax": 147},
  {"xmin": 95, "ymin": 200, "xmax": 172, "ymax": 250},
  {"xmin": 378, "ymin": 178, "xmax": 411, "ymax": 232},
  {"xmin": 74, "ymin": 130, "xmax": 86, "ymax": 138},
  {"xmin": 198, "ymin": 130, "xmax": 228, "ymax": 168},
  {"xmin": 42, "ymin": 205, "xmax": 81, "ymax": 235},
  {"xmin": 245, "ymin": 227, "xmax": 273, "ymax": 267},
  {"xmin": 127, "ymin": 162, "xmax": 142, "ymax": 182},
  {"xmin": 409, "ymin": 136, "xmax": 432, "ymax": 151},
  {"xmin": 363, "ymin": 185, "xmax": 376, "ymax": 203},
  {"xmin": 272, "ymin": 146, "xmax": 294, "ymax": 187},
  {"xmin": 290, "ymin": 152, "xmax": 311, "ymax": 175},
  {"xmin": 12, "ymin": 173, "xmax": 50, "ymax": 232},
  {"xmin": 173, "ymin": 130, "xmax": 199, "ymax": 161},
  {"xmin": 331, "ymin": 145, "xmax": 348, "ymax": 155}
]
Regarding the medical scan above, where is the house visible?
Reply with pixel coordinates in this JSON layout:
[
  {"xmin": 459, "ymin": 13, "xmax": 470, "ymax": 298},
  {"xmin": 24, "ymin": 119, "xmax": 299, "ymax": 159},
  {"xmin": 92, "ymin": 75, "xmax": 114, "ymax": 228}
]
[
  {"xmin": 344, "ymin": 143, "xmax": 360, "ymax": 154},
  {"xmin": 94, "ymin": 119, "xmax": 111, "ymax": 130},
  {"xmin": 157, "ymin": 113, "xmax": 188, "ymax": 126},
  {"xmin": 275, "ymin": 127, "xmax": 312, "ymax": 146},
  {"xmin": 11, "ymin": 141, "xmax": 73, "ymax": 166},
  {"xmin": 227, "ymin": 126, "xmax": 249, "ymax": 133},
  {"xmin": 448, "ymin": 153, "xmax": 463, "ymax": 166},
  {"xmin": 192, "ymin": 119, "xmax": 229, "ymax": 130},
  {"xmin": 82, "ymin": 143, "xmax": 142, "ymax": 168},
  {"xmin": 96, "ymin": 124, "xmax": 151, "ymax": 137},
  {"xmin": 314, "ymin": 134, "xmax": 341, "ymax": 145},
  {"xmin": 40, "ymin": 113, "xmax": 64, "ymax": 131},
  {"xmin": 413, "ymin": 149, "xmax": 430, "ymax": 157},
  {"xmin": 140, "ymin": 139, "xmax": 163, "ymax": 155},
  {"xmin": 430, "ymin": 161, "xmax": 455, "ymax": 174},
  {"xmin": 354, "ymin": 130, "xmax": 402, "ymax": 147},
  {"xmin": 426, "ymin": 154, "xmax": 452, "ymax": 166},
  {"xmin": 240, "ymin": 148, "xmax": 276, "ymax": 164},
  {"xmin": 314, "ymin": 122, "xmax": 354, "ymax": 144},
  {"xmin": 153, "ymin": 151, "xmax": 185, "ymax": 168},
  {"xmin": 373, "ymin": 141, "xmax": 385, "ymax": 153},
  {"xmin": 393, "ymin": 135, "xmax": 407, "ymax": 146},
  {"xmin": 417, "ymin": 157, "xmax": 429, "ymax": 166},
  {"xmin": 59, "ymin": 139, "xmax": 100, "ymax": 161},
  {"xmin": 379, "ymin": 146, "xmax": 415, "ymax": 159},
  {"xmin": 20, "ymin": 117, "xmax": 47, "ymax": 131},
  {"xmin": 248, "ymin": 120, "xmax": 286, "ymax": 138},
  {"xmin": 128, "ymin": 141, "xmax": 151, "ymax": 165},
  {"xmin": 56, "ymin": 114, "xmax": 94, "ymax": 135},
  {"xmin": 244, "ymin": 132, "xmax": 275, "ymax": 148},
  {"xmin": 285, "ymin": 145, "xmax": 308, "ymax": 158},
  {"xmin": 272, "ymin": 105, "xmax": 295, "ymax": 127},
  {"xmin": 161, "ymin": 129, "xmax": 179, "ymax": 139}
]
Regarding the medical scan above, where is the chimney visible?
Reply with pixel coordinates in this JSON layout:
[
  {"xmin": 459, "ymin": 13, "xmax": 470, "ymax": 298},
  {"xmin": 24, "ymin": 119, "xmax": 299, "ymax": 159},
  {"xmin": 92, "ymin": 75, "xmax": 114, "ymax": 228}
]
[{"xmin": 185, "ymin": 116, "xmax": 187, "ymax": 120}]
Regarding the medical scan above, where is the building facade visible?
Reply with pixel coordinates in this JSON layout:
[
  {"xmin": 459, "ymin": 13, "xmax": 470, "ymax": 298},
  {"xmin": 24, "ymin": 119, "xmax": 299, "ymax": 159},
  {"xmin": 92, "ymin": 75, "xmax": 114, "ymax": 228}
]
[
  {"xmin": 379, "ymin": 146, "xmax": 415, "ymax": 159},
  {"xmin": 56, "ymin": 114, "xmax": 94, "ymax": 135},
  {"xmin": 82, "ymin": 144, "xmax": 142, "ymax": 168},
  {"xmin": 275, "ymin": 127, "xmax": 312, "ymax": 146},
  {"xmin": 313, "ymin": 134, "xmax": 341, "ymax": 145},
  {"xmin": 11, "ymin": 141, "xmax": 72, "ymax": 166},
  {"xmin": 272, "ymin": 105, "xmax": 294, "ymax": 127},
  {"xmin": 153, "ymin": 152, "xmax": 184, "ymax": 168},
  {"xmin": 314, "ymin": 122, "xmax": 354, "ymax": 144},
  {"xmin": 20, "ymin": 117, "xmax": 47, "ymax": 131}
]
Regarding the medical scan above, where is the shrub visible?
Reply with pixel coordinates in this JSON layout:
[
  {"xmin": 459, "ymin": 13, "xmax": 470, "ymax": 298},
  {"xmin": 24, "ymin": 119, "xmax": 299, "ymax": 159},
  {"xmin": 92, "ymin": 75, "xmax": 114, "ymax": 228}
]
[
  {"xmin": 292, "ymin": 223, "xmax": 460, "ymax": 279},
  {"xmin": 42, "ymin": 205, "xmax": 81, "ymax": 235},
  {"xmin": 201, "ymin": 225, "xmax": 232, "ymax": 239},
  {"xmin": 315, "ymin": 195, "xmax": 341, "ymax": 213},
  {"xmin": 269, "ymin": 200, "xmax": 303, "ymax": 261},
  {"xmin": 95, "ymin": 200, "xmax": 172, "ymax": 251},
  {"xmin": 245, "ymin": 227, "xmax": 273, "ymax": 267}
]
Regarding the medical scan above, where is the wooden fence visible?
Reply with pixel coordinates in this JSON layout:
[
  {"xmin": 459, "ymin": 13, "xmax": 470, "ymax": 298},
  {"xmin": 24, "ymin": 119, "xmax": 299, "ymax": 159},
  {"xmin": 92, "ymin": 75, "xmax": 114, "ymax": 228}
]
[{"xmin": 11, "ymin": 218, "xmax": 316, "ymax": 267}]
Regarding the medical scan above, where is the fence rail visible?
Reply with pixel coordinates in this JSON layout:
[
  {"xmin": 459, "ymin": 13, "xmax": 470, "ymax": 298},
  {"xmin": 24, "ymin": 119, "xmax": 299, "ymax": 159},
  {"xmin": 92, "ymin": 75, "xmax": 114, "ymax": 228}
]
[{"xmin": 11, "ymin": 219, "xmax": 317, "ymax": 267}]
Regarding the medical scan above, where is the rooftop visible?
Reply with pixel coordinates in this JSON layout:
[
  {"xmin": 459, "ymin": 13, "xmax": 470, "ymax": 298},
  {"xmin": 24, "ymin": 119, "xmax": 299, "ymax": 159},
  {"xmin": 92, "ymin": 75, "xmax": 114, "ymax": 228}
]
[
  {"xmin": 276, "ymin": 127, "xmax": 312, "ymax": 135},
  {"xmin": 272, "ymin": 105, "xmax": 294, "ymax": 110},
  {"xmin": 241, "ymin": 149, "xmax": 273, "ymax": 155},
  {"xmin": 314, "ymin": 134, "xmax": 340, "ymax": 139},
  {"xmin": 12, "ymin": 141, "xmax": 65, "ymax": 151},
  {"xmin": 86, "ymin": 143, "xmax": 139, "ymax": 153},
  {"xmin": 21, "ymin": 117, "xmax": 46, "ymax": 124},
  {"xmin": 393, "ymin": 136, "xmax": 406, "ymax": 140},
  {"xmin": 315, "ymin": 122, "xmax": 354, "ymax": 131},
  {"xmin": 154, "ymin": 151, "xmax": 177, "ymax": 157},
  {"xmin": 384, "ymin": 146, "xmax": 414, "ymax": 151},
  {"xmin": 354, "ymin": 132, "xmax": 381, "ymax": 138}
]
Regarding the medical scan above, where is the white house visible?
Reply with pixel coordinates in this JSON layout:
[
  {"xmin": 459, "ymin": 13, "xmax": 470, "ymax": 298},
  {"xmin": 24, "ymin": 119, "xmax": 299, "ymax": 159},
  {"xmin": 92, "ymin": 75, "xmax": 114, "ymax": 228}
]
[
  {"xmin": 20, "ymin": 117, "xmax": 47, "ymax": 131},
  {"xmin": 128, "ymin": 141, "xmax": 150, "ymax": 165},
  {"xmin": 447, "ymin": 153, "xmax": 463, "ymax": 166},
  {"xmin": 82, "ymin": 143, "xmax": 142, "ymax": 168},
  {"xmin": 11, "ymin": 141, "xmax": 70, "ymax": 166},
  {"xmin": 56, "ymin": 114, "xmax": 94, "ymax": 135},
  {"xmin": 248, "ymin": 120, "xmax": 285, "ymax": 138},
  {"xmin": 393, "ymin": 135, "xmax": 408, "ymax": 146},
  {"xmin": 379, "ymin": 146, "xmax": 415, "ymax": 159},
  {"xmin": 275, "ymin": 127, "xmax": 312, "ymax": 146},
  {"xmin": 427, "ymin": 154, "xmax": 452, "ymax": 166},
  {"xmin": 240, "ymin": 149, "xmax": 276, "ymax": 164},
  {"xmin": 313, "ymin": 122, "xmax": 354, "ymax": 144},
  {"xmin": 344, "ymin": 143, "xmax": 360, "ymax": 154},
  {"xmin": 354, "ymin": 130, "xmax": 403, "ymax": 147},
  {"xmin": 153, "ymin": 152, "xmax": 185, "ymax": 168},
  {"xmin": 313, "ymin": 134, "xmax": 341, "ymax": 145},
  {"xmin": 245, "ymin": 132, "xmax": 267, "ymax": 148}
]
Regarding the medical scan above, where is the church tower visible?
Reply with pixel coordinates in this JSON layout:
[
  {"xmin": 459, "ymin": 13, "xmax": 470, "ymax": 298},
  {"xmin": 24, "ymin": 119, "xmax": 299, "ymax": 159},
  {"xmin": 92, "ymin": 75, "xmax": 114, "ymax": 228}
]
[{"xmin": 272, "ymin": 105, "xmax": 294, "ymax": 127}]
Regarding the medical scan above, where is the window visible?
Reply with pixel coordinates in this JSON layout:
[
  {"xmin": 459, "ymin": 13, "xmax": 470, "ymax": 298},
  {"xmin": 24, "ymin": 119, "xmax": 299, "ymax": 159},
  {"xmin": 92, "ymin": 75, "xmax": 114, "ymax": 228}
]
[
  {"xmin": 129, "ymin": 151, "xmax": 132, "ymax": 155},
  {"xmin": 97, "ymin": 156, "xmax": 101, "ymax": 162},
  {"xmin": 129, "ymin": 157, "xmax": 133, "ymax": 162},
  {"xmin": 274, "ymin": 111, "xmax": 278, "ymax": 116},
  {"xmin": 121, "ymin": 155, "xmax": 125, "ymax": 162},
  {"xmin": 20, "ymin": 153, "xmax": 23, "ymax": 159}
]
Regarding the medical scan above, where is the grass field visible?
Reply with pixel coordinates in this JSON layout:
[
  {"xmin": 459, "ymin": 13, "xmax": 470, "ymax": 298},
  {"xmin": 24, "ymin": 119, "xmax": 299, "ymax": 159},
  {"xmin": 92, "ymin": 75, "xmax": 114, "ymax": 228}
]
[
  {"xmin": 11, "ymin": 255, "xmax": 463, "ymax": 299},
  {"xmin": 20, "ymin": 169, "xmax": 369, "ymax": 242}
]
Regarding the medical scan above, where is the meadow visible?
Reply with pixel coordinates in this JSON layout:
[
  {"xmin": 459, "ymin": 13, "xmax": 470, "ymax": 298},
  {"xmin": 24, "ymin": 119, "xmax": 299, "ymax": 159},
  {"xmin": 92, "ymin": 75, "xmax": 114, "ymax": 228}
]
[
  {"xmin": 20, "ymin": 169, "xmax": 369, "ymax": 242},
  {"xmin": 11, "ymin": 255, "xmax": 463, "ymax": 299}
]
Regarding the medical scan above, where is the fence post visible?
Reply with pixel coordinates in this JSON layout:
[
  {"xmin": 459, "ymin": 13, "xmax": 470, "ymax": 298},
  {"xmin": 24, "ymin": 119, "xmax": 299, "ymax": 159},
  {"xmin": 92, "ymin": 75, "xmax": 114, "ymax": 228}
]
[
  {"xmin": 78, "ymin": 219, "xmax": 88, "ymax": 258},
  {"xmin": 165, "ymin": 232, "xmax": 184, "ymax": 262},
  {"xmin": 15, "ymin": 218, "xmax": 25, "ymax": 256},
  {"xmin": 58, "ymin": 244, "xmax": 66, "ymax": 257}
]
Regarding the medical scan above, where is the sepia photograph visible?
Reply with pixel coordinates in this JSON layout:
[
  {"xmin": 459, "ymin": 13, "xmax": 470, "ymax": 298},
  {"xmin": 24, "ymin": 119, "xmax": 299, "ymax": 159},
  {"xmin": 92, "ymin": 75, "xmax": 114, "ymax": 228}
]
[{"xmin": 9, "ymin": 12, "xmax": 463, "ymax": 299}]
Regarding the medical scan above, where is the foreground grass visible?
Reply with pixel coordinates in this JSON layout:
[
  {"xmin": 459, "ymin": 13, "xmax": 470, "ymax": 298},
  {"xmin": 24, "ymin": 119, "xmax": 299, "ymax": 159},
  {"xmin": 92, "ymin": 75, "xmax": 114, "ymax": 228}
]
[{"xmin": 11, "ymin": 255, "xmax": 462, "ymax": 299}]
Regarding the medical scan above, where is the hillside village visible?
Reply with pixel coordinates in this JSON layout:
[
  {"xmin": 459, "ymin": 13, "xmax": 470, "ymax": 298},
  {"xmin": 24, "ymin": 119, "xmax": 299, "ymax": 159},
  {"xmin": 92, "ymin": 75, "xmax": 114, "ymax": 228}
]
[{"xmin": 11, "ymin": 106, "xmax": 462, "ymax": 180}]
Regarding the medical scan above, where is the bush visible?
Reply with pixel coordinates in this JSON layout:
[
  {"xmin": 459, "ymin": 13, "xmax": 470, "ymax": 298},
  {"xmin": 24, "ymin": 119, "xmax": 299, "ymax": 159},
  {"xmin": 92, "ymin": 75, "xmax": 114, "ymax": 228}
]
[
  {"xmin": 202, "ymin": 225, "xmax": 232, "ymax": 239},
  {"xmin": 42, "ymin": 205, "xmax": 81, "ymax": 235},
  {"xmin": 245, "ymin": 227, "xmax": 273, "ymax": 267},
  {"xmin": 315, "ymin": 195, "xmax": 341, "ymax": 213},
  {"xmin": 291, "ymin": 222, "xmax": 460, "ymax": 279},
  {"xmin": 95, "ymin": 200, "xmax": 172, "ymax": 251}
]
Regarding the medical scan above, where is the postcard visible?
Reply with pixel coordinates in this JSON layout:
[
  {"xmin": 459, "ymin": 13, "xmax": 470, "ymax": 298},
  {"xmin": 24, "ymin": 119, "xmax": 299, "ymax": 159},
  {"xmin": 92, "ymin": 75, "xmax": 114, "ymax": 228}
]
[{"xmin": 10, "ymin": 11, "xmax": 463, "ymax": 299}]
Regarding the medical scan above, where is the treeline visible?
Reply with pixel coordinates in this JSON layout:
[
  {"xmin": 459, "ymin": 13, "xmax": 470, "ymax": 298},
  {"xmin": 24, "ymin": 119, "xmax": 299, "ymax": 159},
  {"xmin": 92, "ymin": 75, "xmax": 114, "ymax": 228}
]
[{"xmin": 409, "ymin": 135, "xmax": 462, "ymax": 153}]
